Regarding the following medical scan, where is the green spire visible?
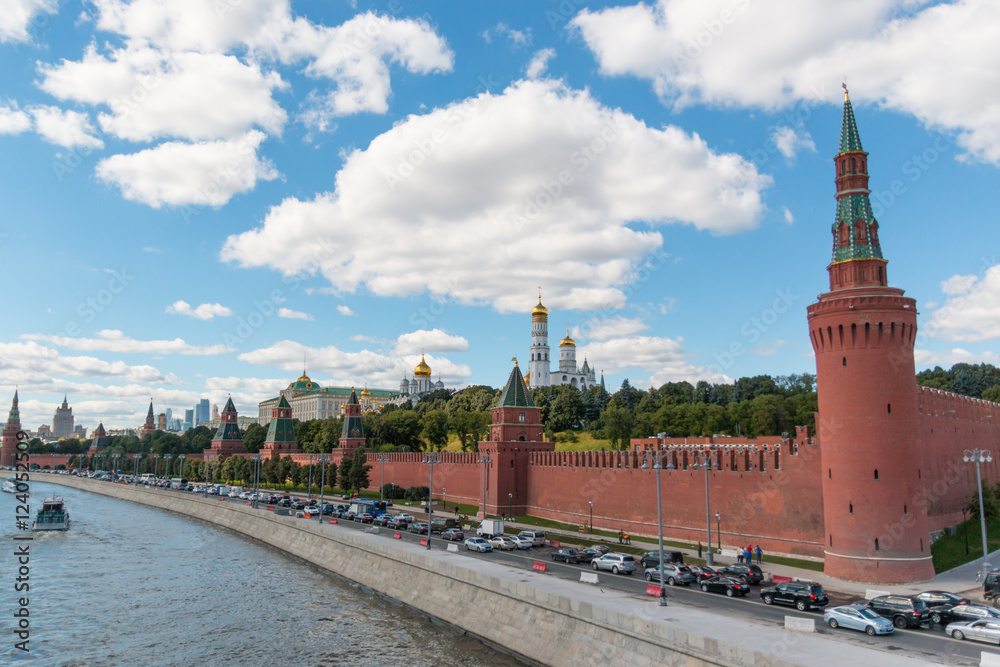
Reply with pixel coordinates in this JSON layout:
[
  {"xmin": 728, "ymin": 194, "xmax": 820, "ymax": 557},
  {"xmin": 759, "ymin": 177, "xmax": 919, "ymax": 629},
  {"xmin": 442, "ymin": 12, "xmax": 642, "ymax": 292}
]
[
  {"xmin": 496, "ymin": 361, "xmax": 534, "ymax": 408},
  {"xmin": 277, "ymin": 394, "xmax": 290, "ymax": 409},
  {"xmin": 265, "ymin": 396, "xmax": 296, "ymax": 446},
  {"xmin": 7, "ymin": 390, "xmax": 19, "ymax": 423},
  {"xmin": 839, "ymin": 87, "xmax": 863, "ymax": 154}
]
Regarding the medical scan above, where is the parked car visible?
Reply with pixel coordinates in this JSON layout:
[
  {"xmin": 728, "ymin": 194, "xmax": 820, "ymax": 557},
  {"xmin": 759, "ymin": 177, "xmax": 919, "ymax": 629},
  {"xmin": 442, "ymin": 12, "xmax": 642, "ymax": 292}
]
[
  {"xmin": 464, "ymin": 537, "xmax": 493, "ymax": 553},
  {"xmin": 700, "ymin": 576, "xmax": 749, "ymax": 597},
  {"xmin": 550, "ymin": 549, "xmax": 587, "ymax": 564},
  {"xmin": 408, "ymin": 523, "xmax": 428, "ymax": 535},
  {"xmin": 946, "ymin": 619, "xmax": 1000, "ymax": 644},
  {"xmin": 489, "ymin": 536, "xmax": 517, "ymax": 551},
  {"xmin": 929, "ymin": 603, "xmax": 1000, "ymax": 626},
  {"xmin": 866, "ymin": 595, "xmax": 932, "ymax": 629},
  {"xmin": 441, "ymin": 529, "xmax": 465, "ymax": 541},
  {"xmin": 915, "ymin": 591, "xmax": 970, "ymax": 608},
  {"xmin": 517, "ymin": 530, "xmax": 547, "ymax": 547},
  {"xmin": 639, "ymin": 550, "xmax": 684, "ymax": 569},
  {"xmin": 687, "ymin": 565, "xmax": 718, "ymax": 583},
  {"xmin": 510, "ymin": 535, "xmax": 534, "ymax": 550},
  {"xmin": 760, "ymin": 581, "xmax": 829, "ymax": 611},
  {"xmin": 644, "ymin": 564, "xmax": 695, "ymax": 586},
  {"xmin": 579, "ymin": 545, "xmax": 611, "ymax": 561},
  {"xmin": 591, "ymin": 553, "xmax": 636, "ymax": 575},
  {"xmin": 716, "ymin": 564, "xmax": 764, "ymax": 585},
  {"xmin": 824, "ymin": 605, "xmax": 895, "ymax": 636},
  {"xmin": 983, "ymin": 570, "xmax": 1000, "ymax": 607}
]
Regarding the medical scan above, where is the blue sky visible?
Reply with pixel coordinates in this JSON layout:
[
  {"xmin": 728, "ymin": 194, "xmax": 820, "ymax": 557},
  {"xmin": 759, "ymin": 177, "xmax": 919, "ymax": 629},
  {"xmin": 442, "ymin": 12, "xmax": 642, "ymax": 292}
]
[{"xmin": 1, "ymin": 0, "xmax": 999, "ymax": 430}]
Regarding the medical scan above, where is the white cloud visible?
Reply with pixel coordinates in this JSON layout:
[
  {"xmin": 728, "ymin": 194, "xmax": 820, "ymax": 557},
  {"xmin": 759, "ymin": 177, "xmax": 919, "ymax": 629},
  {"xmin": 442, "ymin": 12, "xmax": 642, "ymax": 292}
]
[
  {"xmin": 39, "ymin": 46, "xmax": 288, "ymax": 142},
  {"xmin": 395, "ymin": 329, "xmax": 469, "ymax": 355},
  {"xmin": 770, "ymin": 125, "xmax": 815, "ymax": 160},
  {"xmin": 21, "ymin": 329, "xmax": 232, "ymax": 355},
  {"xmin": 222, "ymin": 80, "xmax": 770, "ymax": 313},
  {"xmin": 750, "ymin": 339, "xmax": 785, "ymax": 356},
  {"xmin": 526, "ymin": 48, "xmax": 556, "ymax": 79},
  {"xmin": 165, "ymin": 300, "xmax": 233, "ymax": 320},
  {"xmin": 0, "ymin": 102, "xmax": 31, "ymax": 134},
  {"xmin": 941, "ymin": 273, "xmax": 978, "ymax": 296},
  {"xmin": 572, "ymin": 316, "xmax": 649, "ymax": 341},
  {"xmin": 238, "ymin": 339, "xmax": 471, "ymax": 387},
  {"xmin": 483, "ymin": 23, "xmax": 532, "ymax": 48},
  {"xmin": 925, "ymin": 266, "xmax": 1000, "ymax": 342},
  {"xmin": 915, "ymin": 348, "xmax": 1000, "ymax": 368},
  {"xmin": 96, "ymin": 131, "xmax": 278, "ymax": 208},
  {"xmin": 579, "ymin": 336, "xmax": 731, "ymax": 388},
  {"xmin": 337, "ymin": 305, "xmax": 356, "ymax": 316},
  {"xmin": 0, "ymin": 341, "xmax": 178, "ymax": 384},
  {"xmin": 924, "ymin": 301, "xmax": 939, "ymax": 310},
  {"xmin": 0, "ymin": 0, "xmax": 56, "ymax": 43},
  {"xmin": 572, "ymin": 0, "xmax": 1000, "ymax": 164},
  {"xmin": 30, "ymin": 106, "xmax": 104, "ymax": 149},
  {"xmin": 782, "ymin": 206, "xmax": 794, "ymax": 224},
  {"xmin": 278, "ymin": 307, "xmax": 313, "ymax": 321}
]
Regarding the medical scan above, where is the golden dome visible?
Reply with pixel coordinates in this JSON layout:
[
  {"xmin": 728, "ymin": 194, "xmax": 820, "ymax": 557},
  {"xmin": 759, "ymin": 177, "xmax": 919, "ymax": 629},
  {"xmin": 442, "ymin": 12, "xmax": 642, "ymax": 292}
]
[
  {"xmin": 560, "ymin": 326, "xmax": 576, "ymax": 347},
  {"xmin": 413, "ymin": 354, "xmax": 432, "ymax": 378},
  {"xmin": 532, "ymin": 296, "xmax": 548, "ymax": 319},
  {"xmin": 360, "ymin": 386, "xmax": 371, "ymax": 398}
]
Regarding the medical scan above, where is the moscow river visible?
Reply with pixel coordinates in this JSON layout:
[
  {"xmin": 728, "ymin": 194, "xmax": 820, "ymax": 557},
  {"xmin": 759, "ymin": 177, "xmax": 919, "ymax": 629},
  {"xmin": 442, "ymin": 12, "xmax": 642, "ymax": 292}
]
[{"xmin": 0, "ymin": 482, "xmax": 521, "ymax": 667}]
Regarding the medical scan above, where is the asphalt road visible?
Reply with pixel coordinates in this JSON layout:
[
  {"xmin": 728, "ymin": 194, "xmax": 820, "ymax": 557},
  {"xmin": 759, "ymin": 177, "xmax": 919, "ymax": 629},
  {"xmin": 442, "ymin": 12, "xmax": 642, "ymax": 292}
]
[{"xmin": 159, "ymin": 485, "xmax": 993, "ymax": 665}]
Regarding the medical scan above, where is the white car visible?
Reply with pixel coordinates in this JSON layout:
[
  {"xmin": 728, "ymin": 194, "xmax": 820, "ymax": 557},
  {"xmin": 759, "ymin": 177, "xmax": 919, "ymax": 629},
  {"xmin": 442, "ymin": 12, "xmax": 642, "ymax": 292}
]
[
  {"xmin": 488, "ymin": 536, "xmax": 517, "ymax": 551},
  {"xmin": 228, "ymin": 490, "xmax": 240, "ymax": 497},
  {"xmin": 510, "ymin": 536, "xmax": 533, "ymax": 550},
  {"xmin": 464, "ymin": 537, "xmax": 493, "ymax": 553}
]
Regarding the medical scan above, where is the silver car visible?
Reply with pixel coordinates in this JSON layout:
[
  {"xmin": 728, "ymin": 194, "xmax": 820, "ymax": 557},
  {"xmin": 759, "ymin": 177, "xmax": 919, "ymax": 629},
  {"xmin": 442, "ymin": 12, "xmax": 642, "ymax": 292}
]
[
  {"xmin": 644, "ymin": 564, "xmax": 694, "ymax": 586},
  {"xmin": 591, "ymin": 553, "xmax": 636, "ymax": 575},
  {"xmin": 824, "ymin": 605, "xmax": 895, "ymax": 636},
  {"xmin": 946, "ymin": 619, "xmax": 1000, "ymax": 644}
]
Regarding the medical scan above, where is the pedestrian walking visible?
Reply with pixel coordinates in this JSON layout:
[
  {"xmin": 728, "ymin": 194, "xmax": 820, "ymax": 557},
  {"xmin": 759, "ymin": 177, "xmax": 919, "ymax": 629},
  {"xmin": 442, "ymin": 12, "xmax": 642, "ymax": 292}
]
[
  {"xmin": 745, "ymin": 548, "xmax": 752, "ymax": 564},
  {"xmin": 618, "ymin": 530, "xmax": 624, "ymax": 544},
  {"xmin": 697, "ymin": 542, "xmax": 703, "ymax": 559},
  {"xmin": 756, "ymin": 545, "xmax": 763, "ymax": 564},
  {"xmin": 737, "ymin": 551, "xmax": 743, "ymax": 564}
]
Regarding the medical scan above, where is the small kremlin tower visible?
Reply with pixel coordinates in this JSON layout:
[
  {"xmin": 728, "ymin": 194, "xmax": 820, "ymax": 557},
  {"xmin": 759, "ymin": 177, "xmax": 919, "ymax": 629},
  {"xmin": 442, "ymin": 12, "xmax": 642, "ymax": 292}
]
[
  {"xmin": 140, "ymin": 400, "xmax": 156, "ymax": 440},
  {"xmin": 263, "ymin": 395, "xmax": 299, "ymax": 458},
  {"xmin": 339, "ymin": 388, "xmax": 365, "ymax": 453},
  {"xmin": 88, "ymin": 422, "xmax": 107, "ymax": 456},
  {"xmin": 0, "ymin": 390, "xmax": 21, "ymax": 467},
  {"xmin": 207, "ymin": 396, "xmax": 244, "ymax": 459},
  {"xmin": 807, "ymin": 86, "xmax": 933, "ymax": 583}
]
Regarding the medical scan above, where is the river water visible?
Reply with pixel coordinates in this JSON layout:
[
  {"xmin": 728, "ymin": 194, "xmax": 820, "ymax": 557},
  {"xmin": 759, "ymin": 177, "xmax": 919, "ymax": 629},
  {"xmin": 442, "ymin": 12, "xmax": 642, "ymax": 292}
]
[{"xmin": 0, "ymin": 481, "xmax": 522, "ymax": 667}]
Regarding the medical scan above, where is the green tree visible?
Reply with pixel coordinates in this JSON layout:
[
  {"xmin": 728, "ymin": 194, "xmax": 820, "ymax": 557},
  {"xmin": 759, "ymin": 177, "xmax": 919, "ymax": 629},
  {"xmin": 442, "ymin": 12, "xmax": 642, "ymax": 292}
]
[
  {"xmin": 603, "ymin": 406, "xmax": 633, "ymax": 450},
  {"xmin": 452, "ymin": 409, "xmax": 490, "ymax": 451},
  {"xmin": 548, "ymin": 387, "xmax": 585, "ymax": 431},
  {"xmin": 243, "ymin": 423, "xmax": 267, "ymax": 453},
  {"xmin": 338, "ymin": 453, "xmax": 354, "ymax": 490},
  {"xmin": 347, "ymin": 449, "xmax": 372, "ymax": 493},
  {"xmin": 421, "ymin": 409, "xmax": 449, "ymax": 451}
]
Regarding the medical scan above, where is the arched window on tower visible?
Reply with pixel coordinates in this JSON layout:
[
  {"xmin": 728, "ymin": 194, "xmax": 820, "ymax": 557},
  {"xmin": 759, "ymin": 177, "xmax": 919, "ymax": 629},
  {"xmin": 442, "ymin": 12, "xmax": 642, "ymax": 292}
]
[
  {"xmin": 849, "ymin": 502, "xmax": 853, "ymax": 514},
  {"xmin": 851, "ymin": 157, "xmax": 857, "ymax": 174},
  {"xmin": 875, "ymin": 538, "xmax": 880, "ymax": 551},
  {"xmin": 838, "ymin": 222, "xmax": 849, "ymax": 247},
  {"xmin": 874, "ymin": 469, "xmax": 879, "ymax": 480},
  {"xmin": 855, "ymin": 220, "xmax": 865, "ymax": 245}
]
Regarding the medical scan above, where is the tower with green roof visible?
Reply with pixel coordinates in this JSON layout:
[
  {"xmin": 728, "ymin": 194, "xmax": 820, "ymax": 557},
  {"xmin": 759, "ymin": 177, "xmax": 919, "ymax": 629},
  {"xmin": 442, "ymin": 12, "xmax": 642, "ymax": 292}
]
[
  {"xmin": 339, "ymin": 388, "xmax": 366, "ymax": 453},
  {"xmin": 207, "ymin": 396, "xmax": 245, "ymax": 459},
  {"xmin": 263, "ymin": 395, "xmax": 300, "ymax": 458},
  {"xmin": 0, "ymin": 390, "xmax": 21, "ymax": 467}
]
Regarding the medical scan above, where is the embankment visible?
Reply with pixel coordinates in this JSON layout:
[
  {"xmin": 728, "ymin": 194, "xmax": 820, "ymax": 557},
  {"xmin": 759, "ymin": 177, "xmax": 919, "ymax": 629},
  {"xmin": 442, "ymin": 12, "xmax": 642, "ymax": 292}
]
[{"xmin": 38, "ymin": 475, "xmax": 820, "ymax": 667}]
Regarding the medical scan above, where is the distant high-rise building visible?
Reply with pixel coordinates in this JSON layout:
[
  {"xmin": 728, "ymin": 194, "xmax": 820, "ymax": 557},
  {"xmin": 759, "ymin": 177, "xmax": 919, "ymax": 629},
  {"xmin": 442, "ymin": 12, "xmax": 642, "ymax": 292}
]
[
  {"xmin": 195, "ymin": 399, "xmax": 210, "ymax": 426},
  {"xmin": 36, "ymin": 424, "xmax": 52, "ymax": 440},
  {"xmin": 73, "ymin": 425, "xmax": 87, "ymax": 439},
  {"xmin": 157, "ymin": 413, "xmax": 167, "ymax": 430},
  {"xmin": 165, "ymin": 408, "xmax": 173, "ymax": 423},
  {"xmin": 52, "ymin": 395, "xmax": 74, "ymax": 439},
  {"xmin": 211, "ymin": 403, "xmax": 220, "ymax": 420},
  {"xmin": 183, "ymin": 409, "xmax": 194, "ymax": 431}
]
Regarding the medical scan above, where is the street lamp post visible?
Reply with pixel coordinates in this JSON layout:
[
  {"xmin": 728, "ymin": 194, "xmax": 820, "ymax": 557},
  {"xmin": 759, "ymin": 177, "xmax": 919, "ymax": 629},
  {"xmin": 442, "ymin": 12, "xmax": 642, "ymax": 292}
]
[
  {"xmin": 642, "ymin": 450, "xmax": 676, "ymax": 606},
  {"xmin": 691, "ymin": 452, "xmax": 716, "ymax": 566},
  {"xmin": 964, "ymin": 449, "xmax": 994, "ymax": 579},
  {"xmin": 112, "ymin": 453, "xmax": 120, "ymax": 477},
  {"xmin": 307, "ymin": 455, "xmax": 314, "ymax": 500},
  {"xmin": 251, "ymin": 453, "xmax": 262, "ymax": 509},
  {"xmin": 377, "ymin": 455, "xmax": 389, "ymax": 503},
  {"xmin": 589, "ymin": 501, "xmax": 593, "ymax": 532},
  {"xmin": 478, "ymin": 454, "xmax": 491, "ymax": 519},
  {"xmin": 177, "ymin": 455, "xmax": 185, "ymax": 480},
  {"xmin": 715, "ymin": 513, "xmax": 721, "ymax": 555},
  {"xmin": 163, "ymin": 454, "xmax": 173, "ymax": 485},
  {"xmin": 153, "ymin": 454, "xmax": 161, "ymax": 479},
  {"xmin": 318, "ymin": 456, "xmax": 329, "ymax": 523},
  {"xmin": 423, "ymin": 454, "xmax": 441, "ymax": 549},
  {"xmin": 204, "ymin": 456, "xmax": 211, "ymax": 497},
  {"xmin": 508, "ymin": 492, "xmax": 513, "ymax": 520},
  {"xmin": 443, "ymin": 487, "xmax": 447, "ymax": 514},
  {"xmin": 962, "ymin": 507, "xmax": 970, "ymax": 554}
]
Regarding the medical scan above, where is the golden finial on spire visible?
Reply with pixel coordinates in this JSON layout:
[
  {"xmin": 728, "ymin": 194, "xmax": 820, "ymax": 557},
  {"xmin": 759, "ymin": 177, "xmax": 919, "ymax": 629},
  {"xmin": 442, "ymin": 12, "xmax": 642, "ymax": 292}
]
[
  {"xmin": 843, "ymin": 80, "xmax": 849, "ymax": 102},
  {"xmin": 512, "ymin": 356, "xmax": 518, "ymax": 366}
]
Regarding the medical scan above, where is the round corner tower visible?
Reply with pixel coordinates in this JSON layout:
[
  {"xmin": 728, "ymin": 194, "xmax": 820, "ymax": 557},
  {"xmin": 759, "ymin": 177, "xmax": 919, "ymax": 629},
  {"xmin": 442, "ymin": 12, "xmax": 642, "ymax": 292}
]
[{"xmin": 807, "ymin": 87, "xmax": 934, "ymax": 584}]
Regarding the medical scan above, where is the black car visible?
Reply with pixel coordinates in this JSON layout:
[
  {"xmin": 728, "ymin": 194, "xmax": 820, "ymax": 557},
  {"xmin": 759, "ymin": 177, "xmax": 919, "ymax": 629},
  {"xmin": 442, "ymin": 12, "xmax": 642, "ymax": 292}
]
[
  {"xmin": 700, "ymin": 576, "xmax": 750, "ymax": 597},
  {"xmin": 408, "ymin": 523, "xmax": 428, "ymax": 535},
  {"xmin": 760, "ymin": 581, "xmax": 829, "ymax": 611},
  {"xmin": 687, "ymin": 565, "xmax": 718, "ymax": 583},
  {"xmin": 578, "ymin": 545, "xmax": 611, "ymax": 562},
  {"xmin": 915, "ymin": 590, "xmax": 970, "ymax": 608},
  {"xmin": 716, "ymin": 564, "xmax": 764, "ymax": 585},
  {"xmin": 389, "ymin": 517, "xmax": 409, "ymax": 530},
  {"xmin": 866, "ymin": 595, "xmax": 932, "ymax": 629},
  {"xmin": 374, "ymin": 514, "xmax": 391, "ymax": 526},
  {"xmin": 639, "ymin": 550, "xmax": 684, "ymax": 569},
  {"xmin": 551, "ymin": 549, "xmax": 588, "ymax": 564},
  {"xmin": 929, "ymin": 603, "xmax": 1000, "ymax": 626},
  {"xmin": 290, "ymin": 501, "xmax": 305, "ymax": 510}
]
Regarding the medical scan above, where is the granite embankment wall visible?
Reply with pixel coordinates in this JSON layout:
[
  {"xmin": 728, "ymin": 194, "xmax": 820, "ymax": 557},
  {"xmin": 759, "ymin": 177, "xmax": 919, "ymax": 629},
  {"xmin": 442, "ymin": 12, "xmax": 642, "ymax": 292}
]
[{"xmin": 44, "ymin": 475, "xmax": 802, "ymax": 667}]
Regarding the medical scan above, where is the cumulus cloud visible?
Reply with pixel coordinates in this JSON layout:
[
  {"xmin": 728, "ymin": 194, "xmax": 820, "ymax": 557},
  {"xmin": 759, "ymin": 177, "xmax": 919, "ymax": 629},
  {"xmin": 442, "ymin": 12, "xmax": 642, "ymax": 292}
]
[
  {"xmin": 572, "ymin": 316, "xmax": 649, "ymax": 341},
  {"xmin": 21, "ymin": 329, "xmax": 233, "ymax": 355},
  {"xmin": 0, "ymin": 0, "xmax": 56, "ymax": 43},
  {"xmin": 95, "ymin": 131, "xmax": 278, "ymax": 207},
  {"xmin": 0, "ymin": 102, "xmax": 31, "ymax": 134},
  {"xmin": 278, "ymin": 307, "xmax": 313, "ymax": 320},
  {"xmin": 579, "ymin": 336, "xmax": 731, "ymax": 388},
  {"xmin": 238, "ymin": 339, "xmax": 471, "ymax": 387},
  {"xmin": 0, "ymin": 341, "xmax": 177, "ymax": 384},
  {"xmin": 395, "ymin": 329, "xmax": 469, "ymax": 355},
  {"xmin": 165, "ymin": 300, "xmax": 233, "ymax": 320},
  {"xmin": 483, "ymin": 23, "xmax": 532, "ymax": 48},
  {"xmin": 915, "ymin": 347, "xmax": 1000, "ymax": 368},
  {"xmin": 526, "ymin": 48, "xmax": 556, "ymax": 79},
  {"xmin": 782, "ymin": 206, "xmax": 794, "ymax": 224},
  {"xmin": 770, "ymin": 126, "xmax": 815, "ymax": 160},
  {"xmin": 39, "ymin": 46, "xmax": 288, "ymax": 142},
  {"xmin": 572, "ymin": 0, "xmax": 1000, "ymax": 163},
  {"xmin": 750, "ymin": 339, "xmax": 785, "ymax": 356},
  {"xmin": 337, "ymin": 305, "xmax": 356, "ymax": 316},
  {"xmin": 30, "ymin": 106, "xmax": 104, "ymax": 149},
  {"xmin": 925, "ymin": 267, "xmax": 1000, "ymax": 342},
  {"xmin": 222, "ymin": 80, "xmax": 770, "ymax": 313}
]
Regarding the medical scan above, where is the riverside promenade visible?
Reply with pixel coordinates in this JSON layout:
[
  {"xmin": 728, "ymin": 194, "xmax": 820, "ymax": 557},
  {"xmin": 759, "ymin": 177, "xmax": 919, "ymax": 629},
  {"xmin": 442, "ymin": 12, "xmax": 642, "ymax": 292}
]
[{"xmin": 43, "ymin": 475, "xmax": 960, "ymax": 667}]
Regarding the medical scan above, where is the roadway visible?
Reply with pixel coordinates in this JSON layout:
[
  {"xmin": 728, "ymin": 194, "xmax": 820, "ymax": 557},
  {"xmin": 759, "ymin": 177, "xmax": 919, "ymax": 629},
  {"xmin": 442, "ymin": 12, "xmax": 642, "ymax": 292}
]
[{"xmin": 177, "ymin": 485, "xmax": 990, "ymax": 664}]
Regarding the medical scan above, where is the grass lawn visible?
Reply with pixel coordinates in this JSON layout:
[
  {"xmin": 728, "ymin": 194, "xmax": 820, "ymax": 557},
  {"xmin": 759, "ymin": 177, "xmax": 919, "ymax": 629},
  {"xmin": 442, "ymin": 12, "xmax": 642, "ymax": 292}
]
[{"xmin": 932, "ymin": 516, "xmax": 1000, "ymax": 574}]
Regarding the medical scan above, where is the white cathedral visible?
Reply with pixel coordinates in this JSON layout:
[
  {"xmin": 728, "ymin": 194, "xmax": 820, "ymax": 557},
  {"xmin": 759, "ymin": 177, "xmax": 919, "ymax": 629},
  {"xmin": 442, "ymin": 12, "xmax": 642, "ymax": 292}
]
[{"xmin": 526, "ymin": 293, "xmax": 599, "ymax": 390}]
